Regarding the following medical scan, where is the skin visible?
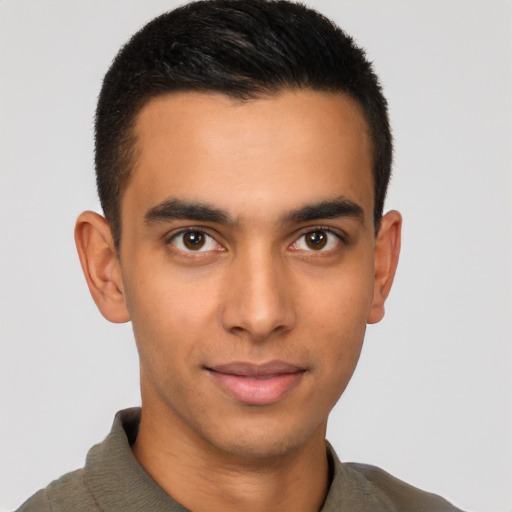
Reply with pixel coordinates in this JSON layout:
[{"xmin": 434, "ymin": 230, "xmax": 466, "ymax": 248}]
[{"xmin": 75, "ymin": 89, "xmax": 401, "ymax": 512}]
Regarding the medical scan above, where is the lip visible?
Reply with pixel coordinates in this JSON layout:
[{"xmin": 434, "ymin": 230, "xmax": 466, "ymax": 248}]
[{"xmin": 206, "ymin": 361, "xmax": 306, "ymax": 405}]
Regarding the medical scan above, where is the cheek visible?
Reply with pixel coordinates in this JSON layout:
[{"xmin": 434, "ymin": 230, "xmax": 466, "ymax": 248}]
[
  {"xmin": 122, "ymin": 263, "xmax": 222, "ymax": 368},
  {"xmin": 304, "ymin": 262, "xmax": 375, "ymax": 331},
  {"xmin": 314, "ymin": 297, "xmax": 368, "ymax": 374},
  {"xmin": 125, "ymin": 252, "xmax": 219, "ymax": 321},
  {"xmin": 308, "ymin": 297, "xmax": 368, "ymax": 411},
  {"xmin": 299, "ymin": 263, "xmax": 374, "ymax": 379}
]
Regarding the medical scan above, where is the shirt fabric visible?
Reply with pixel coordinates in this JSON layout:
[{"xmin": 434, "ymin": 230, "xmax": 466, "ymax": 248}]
[{"xmin": 16, "ymin": 408, "xmax": 463, "ymax": 512}]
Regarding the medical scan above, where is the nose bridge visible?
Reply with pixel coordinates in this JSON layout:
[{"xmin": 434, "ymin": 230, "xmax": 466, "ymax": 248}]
[{"xmin": 221, "ymin": 242, "xmax": 295, "ymax": 341}]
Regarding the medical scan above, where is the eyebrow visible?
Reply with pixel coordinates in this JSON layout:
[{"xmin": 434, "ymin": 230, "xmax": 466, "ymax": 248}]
[
  {"xmin": 144, "ymin": 195, "xmax": 364, "ymax": 227},
  {"xmin": 283, "ymin": 196, "xmax": 365, "ymax": 224},
  {"xmin": 144, "ymin": 198, "xmax": 232, "ymax": 225}
]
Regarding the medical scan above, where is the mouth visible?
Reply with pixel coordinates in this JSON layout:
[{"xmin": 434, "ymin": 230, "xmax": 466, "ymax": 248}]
[{"xmin": 205, "ymin": 361, "xmax": 306, "ymax": 406}]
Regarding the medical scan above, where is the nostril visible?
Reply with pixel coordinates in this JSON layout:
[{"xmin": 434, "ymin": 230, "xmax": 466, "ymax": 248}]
[{"xmin": 229, "ymin": 325, "xmax": 245, "ymax": 337}]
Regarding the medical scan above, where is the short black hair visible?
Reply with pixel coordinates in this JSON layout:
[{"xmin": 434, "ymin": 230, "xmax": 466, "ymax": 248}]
[{"xmin": 95, "ymin": 0, "xmax": 392, "ymax": 248}]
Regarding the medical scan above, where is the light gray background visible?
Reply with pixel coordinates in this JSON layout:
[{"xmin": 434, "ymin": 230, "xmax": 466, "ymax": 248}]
[{"xmin": 1, "ymin": 1, "xmax": 511, "ymax": 511}]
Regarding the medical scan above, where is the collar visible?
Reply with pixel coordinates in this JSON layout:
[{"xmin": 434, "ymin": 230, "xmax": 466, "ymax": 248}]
[
  {"xmin": 85, "ymin": 408, "xmax": 188, "ymax": 512},
  {"xmin": 84, "ymin": 408, "xmax": 383, "ymax": 512}
]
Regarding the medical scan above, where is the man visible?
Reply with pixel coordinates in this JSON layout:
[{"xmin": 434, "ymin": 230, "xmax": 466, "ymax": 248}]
[{"xmin": 16, "ymin": 1, "xmax": 462, "ymax": 511}]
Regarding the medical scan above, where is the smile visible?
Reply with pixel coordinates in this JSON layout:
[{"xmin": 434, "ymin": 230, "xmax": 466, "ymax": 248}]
[{"xmin": 206, "ymin": 362, "xmax": 306, "ymax": 406}]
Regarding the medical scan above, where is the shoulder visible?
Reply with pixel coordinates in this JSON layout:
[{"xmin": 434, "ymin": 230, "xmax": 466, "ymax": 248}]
[
  {"xmin": 15, "ymin": 468, "xmax": 100, "ymax": 512},
  {"xmin": 344, "ymin": 462, "xmax": 464, "ymax": 512},
  {"xmin": 324, "ymin": 443, "xmax": 464, "ymax": 512}
]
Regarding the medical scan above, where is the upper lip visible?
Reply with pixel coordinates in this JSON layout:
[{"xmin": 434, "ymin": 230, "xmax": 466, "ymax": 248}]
[{"xmin": 207, "ymin": 361, "xmax": 305, "ymax": 377}]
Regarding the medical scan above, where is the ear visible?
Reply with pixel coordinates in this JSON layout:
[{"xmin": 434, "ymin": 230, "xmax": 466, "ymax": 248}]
[
  {"xmin": 367, "ymin": 210, "xmax": 402, "ymax": 324},
  {"xmin": 74, "ymin": 211, "xmax": 130, "ymax": 323}
]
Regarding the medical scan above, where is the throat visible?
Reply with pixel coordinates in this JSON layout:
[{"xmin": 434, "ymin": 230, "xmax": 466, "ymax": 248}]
[{"xmin": 132, "ymin": 408, "xmax": 330, "ymax": 512}]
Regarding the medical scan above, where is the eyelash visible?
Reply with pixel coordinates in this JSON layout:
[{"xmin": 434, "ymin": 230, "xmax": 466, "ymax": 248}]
[
  {"xmin": 167, "ymin": 228, "xmax": 223, "ymax": 254},
  {"xmin": 166, "ymin": 226, "xmax": 347, "ymax": 254},
  {"xmin": 290, "ymin": 226, "xmax": 346, "ymax": 253}
]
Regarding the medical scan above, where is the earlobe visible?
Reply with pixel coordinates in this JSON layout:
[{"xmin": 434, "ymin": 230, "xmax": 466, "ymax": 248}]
[
  {"xmin": 74, "ymin": 211, "xmax": 131, "ymax": 323},
  {"xmin": 367, "ymin": 210, "xmax": 402, "ymax": 324}
]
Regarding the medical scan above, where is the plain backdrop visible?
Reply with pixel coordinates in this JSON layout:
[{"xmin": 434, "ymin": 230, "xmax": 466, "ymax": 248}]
[{"xmin": 1, "ymin": 1, "xmax": 511, "ymax": 511}]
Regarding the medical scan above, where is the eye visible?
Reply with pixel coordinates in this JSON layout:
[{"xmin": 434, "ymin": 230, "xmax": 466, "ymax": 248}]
[
  {"xmin": 170, "ymin": 230, "xmax": 222, "ymax": 252},
  {"xmin": 291, "ymin": 229, "xmax": 341, "ymax": 252}
]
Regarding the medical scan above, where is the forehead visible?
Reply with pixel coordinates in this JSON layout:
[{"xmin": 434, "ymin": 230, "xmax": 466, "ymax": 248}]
[{"xmin": 124, "ymin": 89, "xmax": 374, "ymax": 224}]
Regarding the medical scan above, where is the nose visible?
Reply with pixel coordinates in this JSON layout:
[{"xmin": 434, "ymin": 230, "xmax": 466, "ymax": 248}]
[{"xmin": 221, "ymin": 248, "xmax": 296, "ymax": 343}]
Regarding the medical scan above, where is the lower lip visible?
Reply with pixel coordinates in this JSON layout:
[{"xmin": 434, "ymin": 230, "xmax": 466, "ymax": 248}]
[{"xmin": 208, "ymin": 370, "xmax": 304, "ymax": 405}]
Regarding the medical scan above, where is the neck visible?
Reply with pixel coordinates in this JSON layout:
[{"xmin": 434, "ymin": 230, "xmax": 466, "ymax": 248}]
[{"xmin": 132, "ymin": 405, "xmax": 330, "ymax": 512}]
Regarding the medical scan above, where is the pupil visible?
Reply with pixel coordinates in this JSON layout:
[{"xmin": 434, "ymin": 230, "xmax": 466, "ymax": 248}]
[
  {"xmin": 184, "ymin": 232, "xmax": 205, "ymax": 250},
  {"xmin": 307, "ymin": 231, "xmax": 327, "ymax": 250}
]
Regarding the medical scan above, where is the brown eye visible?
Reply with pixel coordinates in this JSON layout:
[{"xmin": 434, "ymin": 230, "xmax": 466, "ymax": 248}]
[
  {"xmin": 170, "ymin": 230, "xmax": 220, "ymax": 252},
  {"xmin": 305, "ymin": 231, "xmax": 327, "ymax": 250},
  {"xmin": 183, "ymin": 231, "xmax": 205, "ymax": 250},
  {"xmin": 290, "ymin": 229, "xmax": 340, "ymax": 252}
]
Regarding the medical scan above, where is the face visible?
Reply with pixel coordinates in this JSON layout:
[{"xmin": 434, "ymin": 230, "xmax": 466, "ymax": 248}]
[{"xmin": 115, "ymin": 90, "xmax": 391, "ymax": 459}]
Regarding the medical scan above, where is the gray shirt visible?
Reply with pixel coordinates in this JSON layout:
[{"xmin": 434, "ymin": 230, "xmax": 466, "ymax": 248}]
[{"xmin": 16, "ymin": 408, "xmax": 463, "ymax": 512}]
